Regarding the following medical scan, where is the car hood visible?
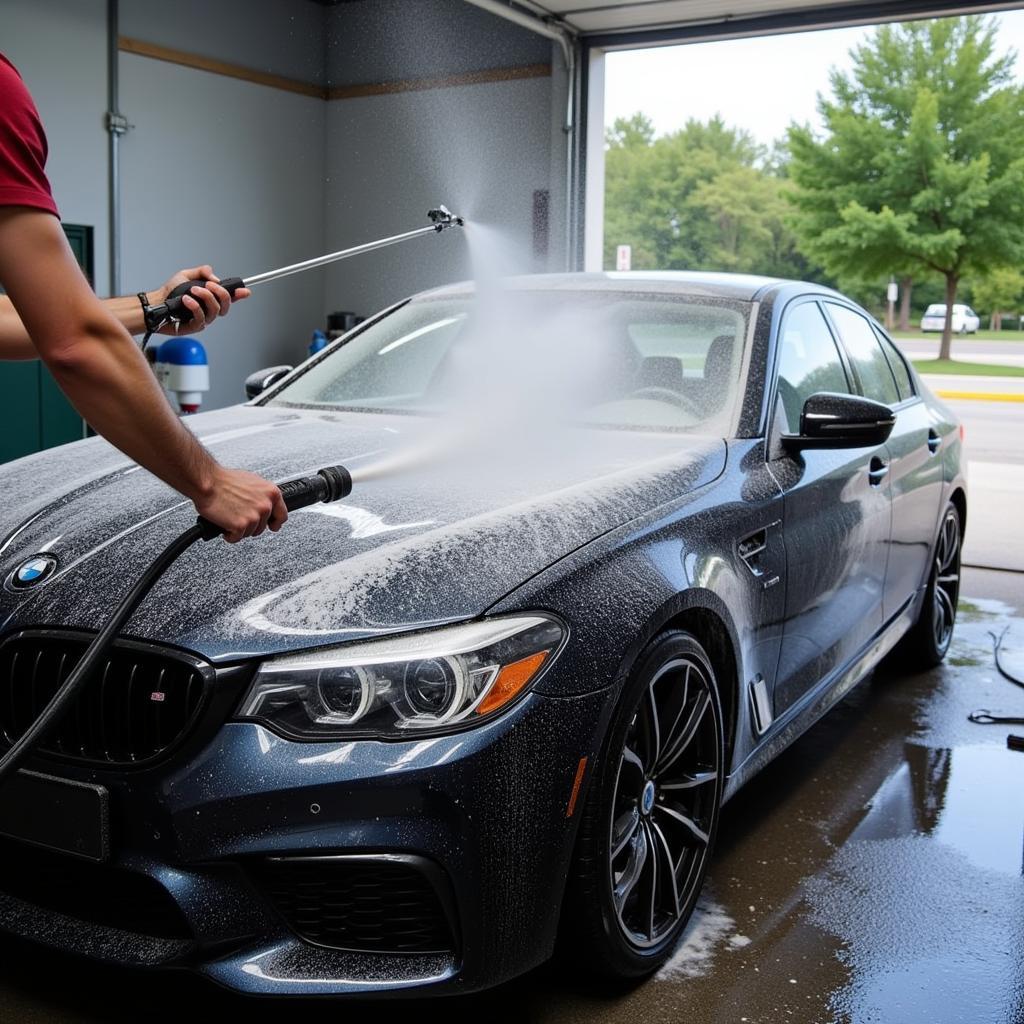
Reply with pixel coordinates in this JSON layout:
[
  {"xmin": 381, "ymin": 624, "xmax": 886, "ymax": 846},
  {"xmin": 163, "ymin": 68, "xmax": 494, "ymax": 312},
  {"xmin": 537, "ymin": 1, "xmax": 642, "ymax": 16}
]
[{"xmin": 0, "ymin": 406, "xmax": 725, "ymax": 661}]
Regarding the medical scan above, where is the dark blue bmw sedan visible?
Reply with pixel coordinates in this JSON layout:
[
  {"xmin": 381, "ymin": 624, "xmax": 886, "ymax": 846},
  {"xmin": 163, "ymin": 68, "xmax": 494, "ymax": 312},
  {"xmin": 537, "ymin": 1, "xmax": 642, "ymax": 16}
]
[{"xmin": 0, "ymin": 273, "xmax": 965, "ymax": 996}]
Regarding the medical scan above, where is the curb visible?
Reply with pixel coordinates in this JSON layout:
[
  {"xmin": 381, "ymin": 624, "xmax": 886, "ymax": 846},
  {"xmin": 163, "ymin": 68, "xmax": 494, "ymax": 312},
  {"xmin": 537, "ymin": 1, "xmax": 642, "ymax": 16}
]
[{"xmin": 934, "ymin": 390, "xmax": 1024, "ymax": 403}]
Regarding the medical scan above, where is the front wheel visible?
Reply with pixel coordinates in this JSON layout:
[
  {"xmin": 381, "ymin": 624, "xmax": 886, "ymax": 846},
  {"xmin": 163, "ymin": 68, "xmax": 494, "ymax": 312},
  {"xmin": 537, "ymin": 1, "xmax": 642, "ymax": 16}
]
[{"xmin": 562, "ymin": 631, "xmax": 724, "ymax": 978}]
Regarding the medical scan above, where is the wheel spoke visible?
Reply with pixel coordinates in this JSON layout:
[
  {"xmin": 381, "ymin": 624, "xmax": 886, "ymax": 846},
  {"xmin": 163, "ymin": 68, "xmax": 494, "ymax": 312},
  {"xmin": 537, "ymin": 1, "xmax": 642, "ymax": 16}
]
[
  {"xmin": 934, "ymin": 586, "xmax": 955, "ymax": 645},
  {"xmin": 660, "ymin": 769, "xmax": 718, "ymax": 791},
  {"xmin": 937, "ymin": 573, "xmax": 959, "ymax": 586},
  {"xmin": 613, "ymin": 824, "xmax": 648, "ymax": 916},
  {"xmin": 611, "ymin": 808, "xmax": 640, "ymax": 861},
  {"xmin": 644, "ymin": 822, "xmax": 659, "ymax": 940},
  {"xmin": 643, "ymin": 684, "xmax": 661, "ymax": 772},
  {"xmin": 651, "ymin": 820, "xmax": 681, "ymax": 915},
  {"xmin": 657, "ymin": 690, "xmax": 711, "ymax": 777},
  {"xmin": 658, "ymin": 664, "xmax": 692, "ymax": 756},
  {"xmin": 655, "ymin": 802, "xmax": 710, "ymax": 846}
]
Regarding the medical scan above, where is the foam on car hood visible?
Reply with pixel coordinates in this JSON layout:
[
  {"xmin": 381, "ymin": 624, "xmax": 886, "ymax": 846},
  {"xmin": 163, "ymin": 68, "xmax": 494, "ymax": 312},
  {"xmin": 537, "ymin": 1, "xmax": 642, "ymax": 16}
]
[{"xmin": 0, "ymin": 406, "xmax": 725, "ymax": 660}]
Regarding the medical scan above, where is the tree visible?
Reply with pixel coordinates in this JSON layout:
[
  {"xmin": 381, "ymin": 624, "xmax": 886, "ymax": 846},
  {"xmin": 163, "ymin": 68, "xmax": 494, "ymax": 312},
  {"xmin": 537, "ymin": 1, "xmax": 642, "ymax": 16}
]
[
  {"xmin": 970, "ymin": 267, "xmax": 1024, "ymax": 329},
  {"xmin": 788, "ymin": 17, "xmax": 1024, "ymax": 358},
  {"xmin": 603, "ymin": 115, "xmax": 807, "ymax": 278}
]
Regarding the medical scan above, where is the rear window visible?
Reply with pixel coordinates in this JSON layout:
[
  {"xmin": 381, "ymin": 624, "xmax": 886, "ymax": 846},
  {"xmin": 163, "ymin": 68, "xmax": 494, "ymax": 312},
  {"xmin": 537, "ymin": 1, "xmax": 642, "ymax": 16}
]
[{"xmin": 873, "ymin": 326, "xmax": 915, "ymax": 402}]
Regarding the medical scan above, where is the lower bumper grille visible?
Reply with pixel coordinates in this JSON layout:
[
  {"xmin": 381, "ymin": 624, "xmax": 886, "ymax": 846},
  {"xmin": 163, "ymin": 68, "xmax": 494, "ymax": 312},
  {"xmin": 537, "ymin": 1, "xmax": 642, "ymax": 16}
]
[
  {"xmin": 0, "ymin": 633, "xmax": 209, "ymax": 766},
  {"xmin": 0, "ymin": 835, "xmax": 192, "ymax": 940},
  {"xmin": 254, "ymin": 855, "xmax": 457, "ymax": 955}
]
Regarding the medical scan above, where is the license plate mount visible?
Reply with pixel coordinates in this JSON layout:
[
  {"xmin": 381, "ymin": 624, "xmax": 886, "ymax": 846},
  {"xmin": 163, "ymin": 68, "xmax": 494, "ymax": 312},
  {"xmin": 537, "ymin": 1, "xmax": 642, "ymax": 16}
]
[{"xmin": 0, "ymin": 769, "xmax": 109, "ymax": 862}]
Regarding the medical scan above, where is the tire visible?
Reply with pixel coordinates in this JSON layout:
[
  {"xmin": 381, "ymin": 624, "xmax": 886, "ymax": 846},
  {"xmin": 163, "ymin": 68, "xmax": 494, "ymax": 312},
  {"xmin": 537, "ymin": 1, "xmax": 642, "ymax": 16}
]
[
  {"xmin": 900, "ymin": 502, "xmax": 962, "ymax": 668},
  {"xmin": 561, "ymin": 631, "xmax": 724, "ymax": 979}
]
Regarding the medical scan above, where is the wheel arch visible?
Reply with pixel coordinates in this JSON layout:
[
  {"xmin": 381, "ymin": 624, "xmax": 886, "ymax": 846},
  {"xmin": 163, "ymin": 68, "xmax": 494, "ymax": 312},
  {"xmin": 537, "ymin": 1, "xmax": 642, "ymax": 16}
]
[{"xmin": 613, "ymin": 589, "xmax": 743, "ymax": 778}]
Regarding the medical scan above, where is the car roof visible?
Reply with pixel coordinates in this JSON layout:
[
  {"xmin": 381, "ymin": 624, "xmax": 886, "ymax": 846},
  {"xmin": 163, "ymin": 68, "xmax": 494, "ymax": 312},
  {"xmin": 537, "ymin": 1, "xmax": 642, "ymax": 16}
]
[{"xmin": 416, "ymin": 271, "xmax": 842, "ymax": 303}]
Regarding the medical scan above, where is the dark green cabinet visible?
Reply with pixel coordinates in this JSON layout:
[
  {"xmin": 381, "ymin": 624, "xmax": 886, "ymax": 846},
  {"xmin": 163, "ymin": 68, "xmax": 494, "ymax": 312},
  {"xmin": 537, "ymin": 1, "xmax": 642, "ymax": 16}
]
[
  {"xmin": 0, "ymin": 223, "xmax": 91, "ymax": 464},
  {"xmin": 0, "ymin": 362, "xmax": 86, "ymax": 464}
]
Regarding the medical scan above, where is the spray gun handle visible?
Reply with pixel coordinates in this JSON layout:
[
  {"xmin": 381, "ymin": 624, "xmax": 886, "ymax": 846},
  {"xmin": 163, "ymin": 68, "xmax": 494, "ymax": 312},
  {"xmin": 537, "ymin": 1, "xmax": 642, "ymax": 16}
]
[
  {"xmin": 196, "ymin": 465, "xmax": 352, "ymax": 541},
  {"xmin": 159, "ymin": 276, "xmax": 246, "ymax": 324}
]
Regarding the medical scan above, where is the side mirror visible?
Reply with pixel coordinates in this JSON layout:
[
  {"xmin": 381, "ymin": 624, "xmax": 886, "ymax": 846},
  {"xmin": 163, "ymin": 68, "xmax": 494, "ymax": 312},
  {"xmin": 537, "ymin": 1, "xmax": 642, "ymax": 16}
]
[
  {"xmin": 244, "ymin": 365, "xmax": 293, "ymax": 400},
  {"xmin": 782, "ymin": 392, "xmax": 895, "ymax": 450}
]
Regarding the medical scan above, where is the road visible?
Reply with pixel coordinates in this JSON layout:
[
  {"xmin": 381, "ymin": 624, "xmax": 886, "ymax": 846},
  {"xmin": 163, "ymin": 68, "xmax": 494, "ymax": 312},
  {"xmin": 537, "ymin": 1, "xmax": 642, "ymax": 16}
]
[
  {"xmin": 899, "ymin": 335, "xmax": 1024, "ymax": 365},
  {"xmin": 919, "ymin": 384, "xmax": 1023, "ymax": 570},
  {"xmin": 0, "ymin": 568, "xmax": 1020, "ymax": 1023}
]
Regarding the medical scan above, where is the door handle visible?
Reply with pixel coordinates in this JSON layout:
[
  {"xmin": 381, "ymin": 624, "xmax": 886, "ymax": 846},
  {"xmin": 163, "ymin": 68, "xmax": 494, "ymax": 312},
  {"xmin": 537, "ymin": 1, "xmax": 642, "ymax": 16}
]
[
  {"xmin": 869, "ymin": 456, "xmax": 889, "ymax": 486},
  {"xmin": 927, "ymin": 429, "xmax": 941, "ymax": 455}
]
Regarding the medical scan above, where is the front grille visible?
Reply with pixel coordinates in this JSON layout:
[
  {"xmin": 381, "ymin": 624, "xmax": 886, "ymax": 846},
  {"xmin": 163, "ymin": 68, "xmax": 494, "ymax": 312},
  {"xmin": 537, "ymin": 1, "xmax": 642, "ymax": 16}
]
[
  {"xmin": 254, "ymin": 856, "xmax": 457, "ymax": 955},
  {"xmin": 0, "ymin": 835, "xmax": 192, "ymax": 940},
  {"xmin": 0, "ymin": 634, "xmax": 208, "ymax": 766}
]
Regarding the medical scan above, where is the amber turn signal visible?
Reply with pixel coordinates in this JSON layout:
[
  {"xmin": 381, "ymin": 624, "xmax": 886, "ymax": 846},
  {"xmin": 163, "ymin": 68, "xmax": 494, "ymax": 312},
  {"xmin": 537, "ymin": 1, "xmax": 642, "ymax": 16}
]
[{"xmin": 476, "ymin": 650, "xmax": 550, "ymax": 716}]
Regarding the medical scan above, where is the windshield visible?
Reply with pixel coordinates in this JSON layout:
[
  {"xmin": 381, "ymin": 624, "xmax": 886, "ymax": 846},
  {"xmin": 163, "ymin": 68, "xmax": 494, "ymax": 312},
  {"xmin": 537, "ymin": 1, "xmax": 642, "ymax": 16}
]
[{"xmin": 268, "ymin": 290, "xmax": 752, "ymax": 435}]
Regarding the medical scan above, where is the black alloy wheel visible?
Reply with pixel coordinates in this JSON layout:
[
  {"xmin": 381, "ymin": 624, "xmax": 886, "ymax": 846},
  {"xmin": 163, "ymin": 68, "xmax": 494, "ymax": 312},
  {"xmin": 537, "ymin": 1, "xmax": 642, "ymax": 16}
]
[
  {"xmin": 900, "ymin": 501, "xmax": 962, "ymax": 668},
  {"xmin": 930, "ymin": 504, "xmax": 962, "ymax": 657},
  {"xmin": 562, "ymin": 631, "xmax": 724, "ymax": 977}
]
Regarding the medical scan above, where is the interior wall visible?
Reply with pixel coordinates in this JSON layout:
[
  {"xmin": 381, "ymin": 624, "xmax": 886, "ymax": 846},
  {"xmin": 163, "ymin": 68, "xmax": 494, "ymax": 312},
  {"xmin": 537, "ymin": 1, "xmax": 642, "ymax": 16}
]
[
  {"xmin": 118, "ymin": 53, "xmax": 326, "ymax": 411},
  {"xmin": 3, "ymin": 0, "xmax": 111, "ymax": 296},
  {"xmin": 3, "ymin": 0, "xmax": 568, "ymax": 414},
  {"xmin": 322, "ymin": 72, "xmax": 557, "ymax": 319},
  {"xmin": 321, "ymin": 0, "xmax": 568, "ymax": 319},
  {"xmin": 119, "ymin": 0, "xmax": 328, "ymax": 86}
]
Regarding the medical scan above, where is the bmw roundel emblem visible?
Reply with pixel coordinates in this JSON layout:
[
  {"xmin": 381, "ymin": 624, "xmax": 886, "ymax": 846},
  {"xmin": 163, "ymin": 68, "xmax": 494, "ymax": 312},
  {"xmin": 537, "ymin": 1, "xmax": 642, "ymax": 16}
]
[{"xmin": 8, "ymin": 554, "xmax": 59, "ymax": 591}]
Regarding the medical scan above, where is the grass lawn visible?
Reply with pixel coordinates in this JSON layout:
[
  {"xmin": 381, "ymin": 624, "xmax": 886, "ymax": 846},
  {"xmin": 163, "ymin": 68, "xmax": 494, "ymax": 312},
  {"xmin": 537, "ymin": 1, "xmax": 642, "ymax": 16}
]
[
  {"xmin": 891, "ymin": 328, "xmax": 1024, "ymax": 342},
  {"xmin": 911, "ymin": 358, "xmax": 1024, "ymax": 377}
]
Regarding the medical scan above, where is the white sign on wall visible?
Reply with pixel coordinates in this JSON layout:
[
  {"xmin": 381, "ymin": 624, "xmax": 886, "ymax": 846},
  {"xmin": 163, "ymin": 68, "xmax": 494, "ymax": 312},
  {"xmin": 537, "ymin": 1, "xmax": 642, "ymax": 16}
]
[{"xmin": 616, "ymin": 244, "xmax": 632, "ymax": 271}]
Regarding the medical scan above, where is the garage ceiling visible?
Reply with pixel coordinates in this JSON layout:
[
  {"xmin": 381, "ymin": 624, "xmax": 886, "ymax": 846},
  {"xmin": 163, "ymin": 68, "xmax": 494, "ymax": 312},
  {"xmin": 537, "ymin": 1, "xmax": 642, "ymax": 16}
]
[{"xmin": 530, "ymin": 0, "xmax": 1024, "ymax": 43}]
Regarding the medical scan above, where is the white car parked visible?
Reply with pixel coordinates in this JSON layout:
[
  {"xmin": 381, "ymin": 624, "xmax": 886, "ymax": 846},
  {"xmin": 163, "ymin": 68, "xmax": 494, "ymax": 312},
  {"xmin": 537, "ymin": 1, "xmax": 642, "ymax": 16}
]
[{"xmin": 921, "ymin": 303, "xmax": 981, "ymax": 334}]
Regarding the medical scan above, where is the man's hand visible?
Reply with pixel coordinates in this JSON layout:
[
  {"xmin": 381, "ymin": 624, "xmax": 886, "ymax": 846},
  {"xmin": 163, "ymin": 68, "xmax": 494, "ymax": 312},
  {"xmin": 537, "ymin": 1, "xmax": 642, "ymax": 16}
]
[
  {"xmin": 147, "ymin": 265, "xmax": 253, "ymax": 336},
  {"xmin": 193, "ymin": 467, "xmax": 288, "ymax": 544}
]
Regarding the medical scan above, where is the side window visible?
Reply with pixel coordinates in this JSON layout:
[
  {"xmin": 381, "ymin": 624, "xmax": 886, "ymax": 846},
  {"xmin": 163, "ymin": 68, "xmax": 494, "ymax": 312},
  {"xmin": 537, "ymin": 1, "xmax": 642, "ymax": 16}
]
[
  {"xmin": 775, "ymin": 302, "xmax": 851, "ymax": 432},
  {"xmin": 872, "ymin": 325, "xmax": 915, "ymax": 401},
  {"xmin": 825, "ymin": 303, "xmax": 899, "ymax": 405}
]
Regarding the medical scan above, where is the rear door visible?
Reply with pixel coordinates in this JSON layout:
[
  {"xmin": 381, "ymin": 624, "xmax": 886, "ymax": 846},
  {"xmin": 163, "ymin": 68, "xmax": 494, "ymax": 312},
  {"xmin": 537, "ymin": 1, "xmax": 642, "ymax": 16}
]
[
  {"xmin": 824, "ymin": 304, "xmax": 944, "ymax": 621},
  {"xmin": 768, "ymin": 299, "xmax": 892, "ymax": 717}
]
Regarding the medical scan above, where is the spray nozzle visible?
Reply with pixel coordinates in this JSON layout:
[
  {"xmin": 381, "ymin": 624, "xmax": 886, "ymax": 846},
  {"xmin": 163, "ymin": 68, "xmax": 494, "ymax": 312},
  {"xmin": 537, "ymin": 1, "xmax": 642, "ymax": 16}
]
[{"xmin": 428, "ymin": 205, "xmax": 465, "ymax": 231}]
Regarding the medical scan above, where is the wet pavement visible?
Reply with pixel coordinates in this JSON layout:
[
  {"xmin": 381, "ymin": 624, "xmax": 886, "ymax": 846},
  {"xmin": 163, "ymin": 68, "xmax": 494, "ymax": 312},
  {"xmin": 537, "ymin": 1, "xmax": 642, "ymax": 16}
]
[{"xmin": 0, "ymin": 566, "xmax": 1021, "ymax": 1023}]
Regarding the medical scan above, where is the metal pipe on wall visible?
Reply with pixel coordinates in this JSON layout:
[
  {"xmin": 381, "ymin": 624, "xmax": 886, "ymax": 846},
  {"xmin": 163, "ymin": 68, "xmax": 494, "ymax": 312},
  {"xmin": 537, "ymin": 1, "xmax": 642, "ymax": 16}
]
[
  {"xmin": 106, "ymin": 0, "xmax": 122, "ymax": 296},
  {"xmin": 461, "ymin": 0, "xmax": 579, "ymax": 270}
]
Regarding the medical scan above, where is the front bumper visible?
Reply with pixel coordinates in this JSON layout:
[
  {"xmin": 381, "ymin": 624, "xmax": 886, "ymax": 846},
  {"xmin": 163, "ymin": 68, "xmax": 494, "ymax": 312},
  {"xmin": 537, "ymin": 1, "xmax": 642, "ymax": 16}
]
[{"xmin": 0, "ymin": 687, "xmax": 610, "ymax": 996}]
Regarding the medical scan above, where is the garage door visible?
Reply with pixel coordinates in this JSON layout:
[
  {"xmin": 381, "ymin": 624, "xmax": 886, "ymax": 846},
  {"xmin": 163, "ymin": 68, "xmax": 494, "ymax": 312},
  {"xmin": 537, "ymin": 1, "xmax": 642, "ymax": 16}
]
[{"xmin": 538, "ymin": 0, "xmax": 1024, "ymax": 45}]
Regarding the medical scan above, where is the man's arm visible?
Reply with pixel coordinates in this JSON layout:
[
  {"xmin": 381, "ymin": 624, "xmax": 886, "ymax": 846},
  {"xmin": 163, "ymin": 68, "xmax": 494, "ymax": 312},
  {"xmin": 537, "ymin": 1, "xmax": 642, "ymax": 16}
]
[
  {"xmin": 0, "ymin": 206, "xmax": 285, "ymax": 542},
  {"xmin": 0, "ymin": 264, "xmax": 251, "ymax": 360}
]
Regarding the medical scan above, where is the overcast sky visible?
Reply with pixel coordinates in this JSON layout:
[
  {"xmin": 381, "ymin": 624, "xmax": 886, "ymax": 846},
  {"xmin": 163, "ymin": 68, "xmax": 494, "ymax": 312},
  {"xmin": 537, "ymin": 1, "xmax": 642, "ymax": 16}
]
[{"xmin": 604, "ymin": 11, "xmax": 1024, "ymax": 148}]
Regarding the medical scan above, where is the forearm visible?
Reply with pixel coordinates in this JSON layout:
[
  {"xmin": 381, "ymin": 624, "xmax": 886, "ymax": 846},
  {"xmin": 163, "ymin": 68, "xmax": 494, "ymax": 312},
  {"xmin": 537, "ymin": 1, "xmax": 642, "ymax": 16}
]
[
  {"xmin": 44, "ymin": 322, "xmax": 218, "ymax": 501},
  {"xmin": 0, "ymin": 293, "xmax": 36, "ymax": 359},
  {"xmin": 1, "ymin": 289, "xmax": 161, "ymax": 359},
  {"xmin": 0, "ymin": 209, "xmax": 218, "ymax": 500},
  {"xmin": 104, "ymin": 291, "xmax": 156, "ymax": 337}
]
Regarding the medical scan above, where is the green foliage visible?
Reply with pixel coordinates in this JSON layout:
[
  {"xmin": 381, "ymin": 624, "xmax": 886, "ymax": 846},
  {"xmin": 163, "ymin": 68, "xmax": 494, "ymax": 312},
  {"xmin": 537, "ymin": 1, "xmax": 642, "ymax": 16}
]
[
  {"xmin": 603, "ymin": 115, "xmax": 807, "ymax": 278},
  {"xmin": 970, "ymin": 267, "xmax": 1024, "ymax": 315},
  {"xmin": 786, "ymin": 16, "xmax": 1024, "ymax": 356}
]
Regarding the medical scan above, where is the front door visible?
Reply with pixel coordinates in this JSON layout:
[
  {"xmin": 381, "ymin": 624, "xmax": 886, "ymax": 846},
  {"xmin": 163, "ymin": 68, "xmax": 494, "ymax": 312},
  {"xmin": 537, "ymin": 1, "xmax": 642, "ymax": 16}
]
[{"xmin": 768, "ymin": 300, "xmax": 892, "ymax": 717}]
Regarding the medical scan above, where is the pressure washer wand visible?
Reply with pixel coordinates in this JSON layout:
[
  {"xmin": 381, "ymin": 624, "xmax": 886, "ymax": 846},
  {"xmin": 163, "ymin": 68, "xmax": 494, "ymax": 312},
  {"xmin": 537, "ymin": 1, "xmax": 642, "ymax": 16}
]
[
  {"xmin": 0, "ymin": 466, "xmax": 353, "ymax": 786},
  {"xmin": 144, "ymin": 206, "xmax": 464, "ymax": 333}
]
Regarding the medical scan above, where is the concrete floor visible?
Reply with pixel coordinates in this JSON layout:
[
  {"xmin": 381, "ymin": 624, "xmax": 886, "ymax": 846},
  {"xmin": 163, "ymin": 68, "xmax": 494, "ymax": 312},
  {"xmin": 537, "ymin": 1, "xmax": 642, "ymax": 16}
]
[{"xmin": 0, "ymin": 566, "xmax": 1021, "ymax": 1023}]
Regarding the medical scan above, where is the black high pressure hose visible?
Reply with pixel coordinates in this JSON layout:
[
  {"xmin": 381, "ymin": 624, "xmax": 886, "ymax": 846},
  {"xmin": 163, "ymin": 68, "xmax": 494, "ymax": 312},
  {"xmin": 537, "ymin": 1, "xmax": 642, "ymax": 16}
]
[{"xmin": 0, "ymin": 465, "xmax": 352, "ymax": 786}]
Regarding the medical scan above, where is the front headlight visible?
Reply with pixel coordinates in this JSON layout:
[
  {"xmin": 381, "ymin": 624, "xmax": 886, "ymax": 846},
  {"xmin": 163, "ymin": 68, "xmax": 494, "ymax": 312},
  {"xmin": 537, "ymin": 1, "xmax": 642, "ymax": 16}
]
[{"xmin": 237, "ymin": 615, "xmax": 565, "ymax": 740}]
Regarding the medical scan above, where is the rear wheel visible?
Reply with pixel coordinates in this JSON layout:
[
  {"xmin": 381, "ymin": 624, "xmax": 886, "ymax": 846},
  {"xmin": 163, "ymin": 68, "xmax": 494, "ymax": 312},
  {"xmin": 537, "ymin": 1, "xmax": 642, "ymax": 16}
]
[
  {"xmin": 900, "ymin": 502, "xmax": 962, "ymax": 668},
  {"xmin": 562, "ymin": 631, "xmax": 724, "ymax": 978}
]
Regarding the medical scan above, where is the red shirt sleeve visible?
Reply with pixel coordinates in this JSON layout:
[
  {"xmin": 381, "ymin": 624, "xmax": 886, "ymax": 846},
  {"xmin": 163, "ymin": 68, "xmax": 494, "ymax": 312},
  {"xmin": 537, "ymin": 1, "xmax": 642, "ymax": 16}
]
[{"xmin": 0, "ymin": 54, "xmax": 59, "ymax": 217}]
